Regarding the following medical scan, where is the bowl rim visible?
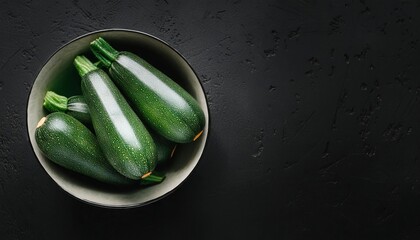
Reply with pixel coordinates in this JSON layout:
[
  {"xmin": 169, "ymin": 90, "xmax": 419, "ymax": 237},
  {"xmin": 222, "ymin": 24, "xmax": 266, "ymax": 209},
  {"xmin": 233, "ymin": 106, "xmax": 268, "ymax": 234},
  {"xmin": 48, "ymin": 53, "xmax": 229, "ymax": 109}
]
[{"xmin": 26, "ymin": 28, "xmax": 211, "ymax": 209}]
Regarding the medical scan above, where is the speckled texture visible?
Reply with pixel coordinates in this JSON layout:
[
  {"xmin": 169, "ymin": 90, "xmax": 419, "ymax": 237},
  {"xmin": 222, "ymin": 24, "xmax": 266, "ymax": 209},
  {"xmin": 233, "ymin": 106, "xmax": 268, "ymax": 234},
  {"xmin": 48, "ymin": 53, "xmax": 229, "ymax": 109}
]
[
  {"xmin": 108, "ymin": 52, "xmax": 205, "ymax": 143},
  {"xmin": 3, "ymin": 0, "xmax": 420, "ymax": 239},
  {"xmin": 80, "ymin": 69, "xmax": 157, "ymax": 179},
  {"xmin": 35, "ymin": 112, "xmax": 132, "ymax": 185}
]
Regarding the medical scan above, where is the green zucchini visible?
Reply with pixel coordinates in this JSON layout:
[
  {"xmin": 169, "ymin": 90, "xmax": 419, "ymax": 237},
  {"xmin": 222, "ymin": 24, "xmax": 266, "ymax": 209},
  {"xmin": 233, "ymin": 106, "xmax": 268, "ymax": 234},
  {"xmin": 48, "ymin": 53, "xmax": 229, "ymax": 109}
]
[
  {"xmin": 90, "ymin": 37, "xmax": 205, "ymax": 143},
  {"xmin": 44, "ymin": 92, "xmax": 176, "ymax": 163},
  {"xmin": 74, "ymin": 55, "xmax": 157, "ymax": 180},
  {"xmin": 43, "ymin": 91, "xmax": 91, "ymax": 125},
  {"xmin": 35, "ymin": 112, "xmax": 133, "ymax": 185},
  {"xmin": 151, "ymin": 130, "xmax": 177, "ymax": 164}
]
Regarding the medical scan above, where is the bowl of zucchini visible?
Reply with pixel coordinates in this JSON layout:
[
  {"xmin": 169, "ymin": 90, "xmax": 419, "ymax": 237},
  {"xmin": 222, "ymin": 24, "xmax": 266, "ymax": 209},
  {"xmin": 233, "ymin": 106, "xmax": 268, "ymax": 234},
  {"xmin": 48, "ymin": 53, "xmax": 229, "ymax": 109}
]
[{"xmin": 27, "ymin": 29, "xmax": 209, "ymax": 208}]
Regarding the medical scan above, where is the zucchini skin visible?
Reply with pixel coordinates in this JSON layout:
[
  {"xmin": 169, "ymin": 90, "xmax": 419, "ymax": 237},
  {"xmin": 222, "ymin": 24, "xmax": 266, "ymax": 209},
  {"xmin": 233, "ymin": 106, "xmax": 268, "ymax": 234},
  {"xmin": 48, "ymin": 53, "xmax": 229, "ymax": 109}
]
[
  {"xmin": 51, "ymin": 94, "xmax": 176, "ymax": 164},
  {"xmin": 150, "ymin": 130, "xmax": 177, "ymax": 164},
  {"xmin": 35, "ymin": 112, "xmax": 133, "ymax": 185},
  {"xmin": 108, "ymin": 52, "xmax": 205, "ymax": 143},
  {"xmin": 81, "ymin": 69, "xmax": 157, "ymax": 179},
  {"xmin": 72, "ymin": 100, "xmax": 175, "ymax": 163},
  {"xmin": 66, "ymin": 95, "xmax": 91, "ymax": 125}
]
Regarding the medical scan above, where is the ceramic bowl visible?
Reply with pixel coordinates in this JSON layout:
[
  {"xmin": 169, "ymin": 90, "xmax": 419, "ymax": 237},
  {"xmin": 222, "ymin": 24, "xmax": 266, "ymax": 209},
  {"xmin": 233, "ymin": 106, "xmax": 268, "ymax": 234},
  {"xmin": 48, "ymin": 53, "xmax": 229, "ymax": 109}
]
[{"xmin": 27, "ymin": 29, "xmax": 209, "ymax": 208}]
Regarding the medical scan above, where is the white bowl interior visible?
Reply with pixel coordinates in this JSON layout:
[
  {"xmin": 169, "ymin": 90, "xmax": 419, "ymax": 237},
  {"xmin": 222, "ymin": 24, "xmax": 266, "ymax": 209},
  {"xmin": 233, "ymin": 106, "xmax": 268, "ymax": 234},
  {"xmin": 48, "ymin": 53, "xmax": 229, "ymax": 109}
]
[{"xmin": 27, "ymin": 30, "xmax": 209, "ymax": 208}]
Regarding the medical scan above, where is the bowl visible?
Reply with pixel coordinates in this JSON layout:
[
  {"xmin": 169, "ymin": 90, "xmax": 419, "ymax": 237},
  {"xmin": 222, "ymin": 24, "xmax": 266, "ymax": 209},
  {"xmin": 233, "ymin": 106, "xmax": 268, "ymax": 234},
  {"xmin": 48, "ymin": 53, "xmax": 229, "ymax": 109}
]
[{"xmin": 27, "ymin": 29, "xmax": 209, "ymax": 208}]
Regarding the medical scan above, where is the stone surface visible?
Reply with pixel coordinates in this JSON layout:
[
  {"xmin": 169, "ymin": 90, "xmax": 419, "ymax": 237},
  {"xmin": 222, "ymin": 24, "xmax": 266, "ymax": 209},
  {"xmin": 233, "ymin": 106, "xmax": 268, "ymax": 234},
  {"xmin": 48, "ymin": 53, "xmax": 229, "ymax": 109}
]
[{"xmin": 1, "ymin": 0, "xmax": 420, "ymax": 239}]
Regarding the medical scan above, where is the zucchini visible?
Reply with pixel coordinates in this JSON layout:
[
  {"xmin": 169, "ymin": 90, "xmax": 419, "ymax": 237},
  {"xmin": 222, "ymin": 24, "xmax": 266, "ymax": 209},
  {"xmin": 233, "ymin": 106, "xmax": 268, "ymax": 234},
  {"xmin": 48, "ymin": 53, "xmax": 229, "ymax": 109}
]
[
  {"xmin": 90, "ymin": 37, "xmax": 205, "ymax": 143},
  {"xmin": 35, "ymin": 112, "xmax": 133, "ymax": 185},
  {"xmin": 151, "ymin": 130, "xmax": 177, "ymax": 164},
  {"xmin": 74, "ymin": 55, "xmax": 157, "ymax": 180},
  {"xmin": 43, "ymin": 91, "xmax": 91, "ymax": 125},
  {"xmin": 44, "ymin": 92, "xmax": 176, "ymax": 163}
]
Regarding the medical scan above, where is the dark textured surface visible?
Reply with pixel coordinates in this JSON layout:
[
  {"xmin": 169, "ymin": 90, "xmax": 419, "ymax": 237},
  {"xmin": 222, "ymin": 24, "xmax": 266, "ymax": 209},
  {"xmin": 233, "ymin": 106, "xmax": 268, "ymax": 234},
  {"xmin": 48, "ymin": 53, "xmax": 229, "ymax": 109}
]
[{"xmin": 2, "ymin": 0, "xmax": 420, "ymax": 239}]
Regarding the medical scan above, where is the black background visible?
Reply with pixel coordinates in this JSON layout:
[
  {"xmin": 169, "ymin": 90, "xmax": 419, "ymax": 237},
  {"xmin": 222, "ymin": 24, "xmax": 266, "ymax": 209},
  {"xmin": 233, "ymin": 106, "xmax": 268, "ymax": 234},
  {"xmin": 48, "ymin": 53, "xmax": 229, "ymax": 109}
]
[{"xmin": 2, "ymin": 0, "xmax": 420, "ymax": 239}]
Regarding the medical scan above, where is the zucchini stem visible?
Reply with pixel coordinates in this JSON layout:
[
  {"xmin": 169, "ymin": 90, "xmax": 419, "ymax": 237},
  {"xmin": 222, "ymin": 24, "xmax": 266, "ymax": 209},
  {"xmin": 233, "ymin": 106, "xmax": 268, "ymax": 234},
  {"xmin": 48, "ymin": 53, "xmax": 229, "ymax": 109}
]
[
  {"xmin": 170, "ymin": 145, "xmax": 177, "ymax": 158},
  {"xmin": 74, "ymin": 55, "xmax": 98, "ymax": 77},
  {"xmin": 43, "ymin": 91, "xmax": 68, "ymax": 113},
  {"xmin": 90, "ymin": 37, "xmax": 119, "ymax": 68},
  {"xmin": 93, "ymin": 61, "xmax": 106, "ymax": 69},
  {"xmin": 141, "ymin": 171, "xmax": 152, "ymax": 179},
  {"xmin": 193, "ymin": 130, "xmax": 204, "ymax": 141},
  {"xmin": 142, "ymin": 172, "xmax": 165, "ymax": 183},
  {"xmin": 36, "ymin": 117, "xmax": 47, "ymax": 128}
]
